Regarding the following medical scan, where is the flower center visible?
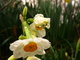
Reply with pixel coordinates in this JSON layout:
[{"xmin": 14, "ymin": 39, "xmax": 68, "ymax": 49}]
[
  {"xmin": 23, "ymin": 42, "xmax": 37, "ymax": 52},
  {"xmin": 35, "ymin": 26, "xmax": 43, "ymax": 30}
]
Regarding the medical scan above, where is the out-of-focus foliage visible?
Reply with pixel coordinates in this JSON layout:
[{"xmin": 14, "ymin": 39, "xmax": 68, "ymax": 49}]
[
  {"xmin": 0, "ymin": 0, "xmax": 80, "ymax": 60},
  {"xmin": 0, "ymin": 0, "xmax": 23, "ymax": 59}
]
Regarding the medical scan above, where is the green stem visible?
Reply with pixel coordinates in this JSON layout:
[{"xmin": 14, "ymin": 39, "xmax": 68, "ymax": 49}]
[
  {"xmin": 62, "ymin": 38, "xmax": 74, "ymax": 60},
  {"xmin": 22, "ymin": 21, "xmax": 31, "ymax": 39},
  {"xmin": 23, "ymin": 58, "xmax": 26, "ymax": 60},
  {"xmin": 75, "ymin": 39, "xmax": 80, "ymax": 60}
]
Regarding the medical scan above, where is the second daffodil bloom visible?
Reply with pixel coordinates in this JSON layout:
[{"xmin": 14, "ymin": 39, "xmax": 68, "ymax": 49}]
[
  {"xmin": 9, "ymin": 37, "xmax": 51, "ymax": 58},
  {"xmin": 29, "ymin": 14, "xmax": 50, "ymax": 37},
  {"xmin": 27, "ymin": 56, "xmax": 41, "ymax": 60}
]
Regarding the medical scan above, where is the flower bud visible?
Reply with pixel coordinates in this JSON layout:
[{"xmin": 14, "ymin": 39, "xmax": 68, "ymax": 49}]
[
  {"xmin": 26, "ymin": 56, "xmax": 41, "ymax": 60},
  {"xmin": 65, "ymin": 52, "xmax": 68, "ymax": 57},
  {"xmin": 22, "ymin": 6, "xmax": 28, "ymax": 16},
  {"xmin": 8, "ymin": 55, "xmax": 17, "ymax": 60},
  {"xmin": 19, "ymin": 14, "xmax": 24, "ymax": 22}
]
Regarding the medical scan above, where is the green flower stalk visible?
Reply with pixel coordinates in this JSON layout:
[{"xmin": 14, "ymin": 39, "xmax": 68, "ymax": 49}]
[
  {"xmin": 22, "ymin": 6, "xmax": 27, "ymax": 22},
  {"xmin": 75, "ymin": 39, "xmax": 80, "ymax": 60},
  {"xmin": 19, "ymin": 14, "xmax": 31, "ymax": 39},
  {"xmin": 22, "ymin": 21, "xmax": 31, "ymax": 39},
  {"xmin": 19, "ymin": 6, "xmax": 31, "ymax": 39}
]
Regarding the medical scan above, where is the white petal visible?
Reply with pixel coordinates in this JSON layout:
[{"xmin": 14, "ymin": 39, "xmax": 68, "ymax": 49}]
[
  {"xmin": 36, "ymin": 45, "xmax": 46, "ymax": 55},
  {"xmin": 13, "ymin": 46, "xmax": 34, "ymax": 58},
  {"xmin": 26, "ymin": 52, "xmax": 36, "ymax": 56},
  {"xmin": 21, "ymin": 49, "xmax": 35, "ymax": 58},
  {"xmin": 33, "ymin": 38, "xmax": 50, "ymax": 55},
  {"xmin": 34, "ymin": 17, "xmax": 45, "ymax": 25},
  {"xmin": 36, "ymin": 29, "xmax": 46, "ymax": 37},
  {"xmin": 33, "ymin": 38, "xmax": 51, "ymax": 49},
  {"xmin": 29, "ymin": 23, "xmax": 35, "ymax": 31},
  {"xmin": 37, "ymin": 50, "xmax": 46, "ymax": 55},
  {"xmin": 9, "ymin": 40, "xmax": 23, "ymax": 51},
  {"xmin": 34, "ymin": 14, "xmax": 44, "ymax": 19},
  {"xmin": 45, "ymin": 18, "xmax": 50, "ymax": 29},
  {"xmin": 37, "ymin": 38, "xmax": 51, "ymax": 49},
  {"xmin": 13, "ymin": 49, "xmax": 23, "ymax": 58},
  {"xmin": 33, "ymin": 38, "xmax": 41, "ymax": 43},
  {"xmin": 22, "ymin": 0, "xmax": 26, "ymax": 5}
]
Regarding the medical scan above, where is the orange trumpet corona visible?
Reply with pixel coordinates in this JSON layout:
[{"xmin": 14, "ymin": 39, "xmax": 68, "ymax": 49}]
[
  {"xmin": 35, "ymin": 26, "xmax": 43, "ymax": 30},
  {"xmin": 23, "ymin": 42, "xmax": 37, "ymax": 52}
]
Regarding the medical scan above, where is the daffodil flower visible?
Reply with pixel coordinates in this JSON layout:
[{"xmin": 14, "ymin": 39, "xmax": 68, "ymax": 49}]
[
  {"xmin": 9, "ymin": 37, "xmax": 51, "ymax": 58},
  {"xmin": 34, "ymin": 14, "xmax": 50, "ymax": 29},
  {"xmin": 29, "ymin": 14, "xmax": 50, "ymax": 37},
  {"xmin": 27, "ymin": 56, "xmax": 41, "ymax": 60},
  {"xmin": 21, "ymin": 0, "xmax": 38, "ymax": 8}
]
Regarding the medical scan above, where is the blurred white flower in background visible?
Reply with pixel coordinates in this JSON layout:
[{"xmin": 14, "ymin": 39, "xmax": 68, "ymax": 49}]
[
  {"xmin": 21, "ymin": 0, "xmax": 38, "ymax": 8},
  {"xmin": 22, "ymin": 0, "xmax": 26, "ymax": 5},
  {"xmin": 27, "ymin": 56, "xmax": 41, "ymax": 60},
  {"xmin": 60, "ymin": 14, "xmax": 64, "ymax": 24},
  {"xmin": 9, "ymin": 37, "xmax": 51, "ymax": 58},
  {"xmin": 72, "ymin": 0, "xmax": 80, "ymax": 6},
  {"xmin": 21, "ymin": 0, "xmax": 80, "ymax": 7}
]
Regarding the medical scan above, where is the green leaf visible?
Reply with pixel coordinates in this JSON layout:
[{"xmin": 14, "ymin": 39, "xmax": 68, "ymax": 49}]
[
  {"xmin": 0, "ymin": 36, "xmax": 12, "ymax": 46},
  {"xmin": 18, "ymin": 35, "xmax": 27, "ymax": 40},
  {"xmin": 75, "ymin": 39, "xmax": 80, "ymax": 59}
]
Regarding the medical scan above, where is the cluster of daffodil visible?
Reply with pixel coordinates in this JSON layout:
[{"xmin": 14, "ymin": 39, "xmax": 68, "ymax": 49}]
[
  {"xmin": 21, "ymin": 0, "xmax": 38, "ymax": 8},
  {"xmin": 8, "ymin": 6, "xmax": 51, "ymax": 60},
  {"xmin": 21, "ymin": 0, "xmax": 70, "ymax": 8}
]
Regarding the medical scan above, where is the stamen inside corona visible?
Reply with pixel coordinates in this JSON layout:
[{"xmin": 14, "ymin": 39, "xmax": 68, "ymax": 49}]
[
  {"xmin": 35, "ymin": 26, "xmax": 43, "ymax": 30},
  {"xmin": 23, "ymin": 42, "xmax": 37, "ymax": 52}
]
